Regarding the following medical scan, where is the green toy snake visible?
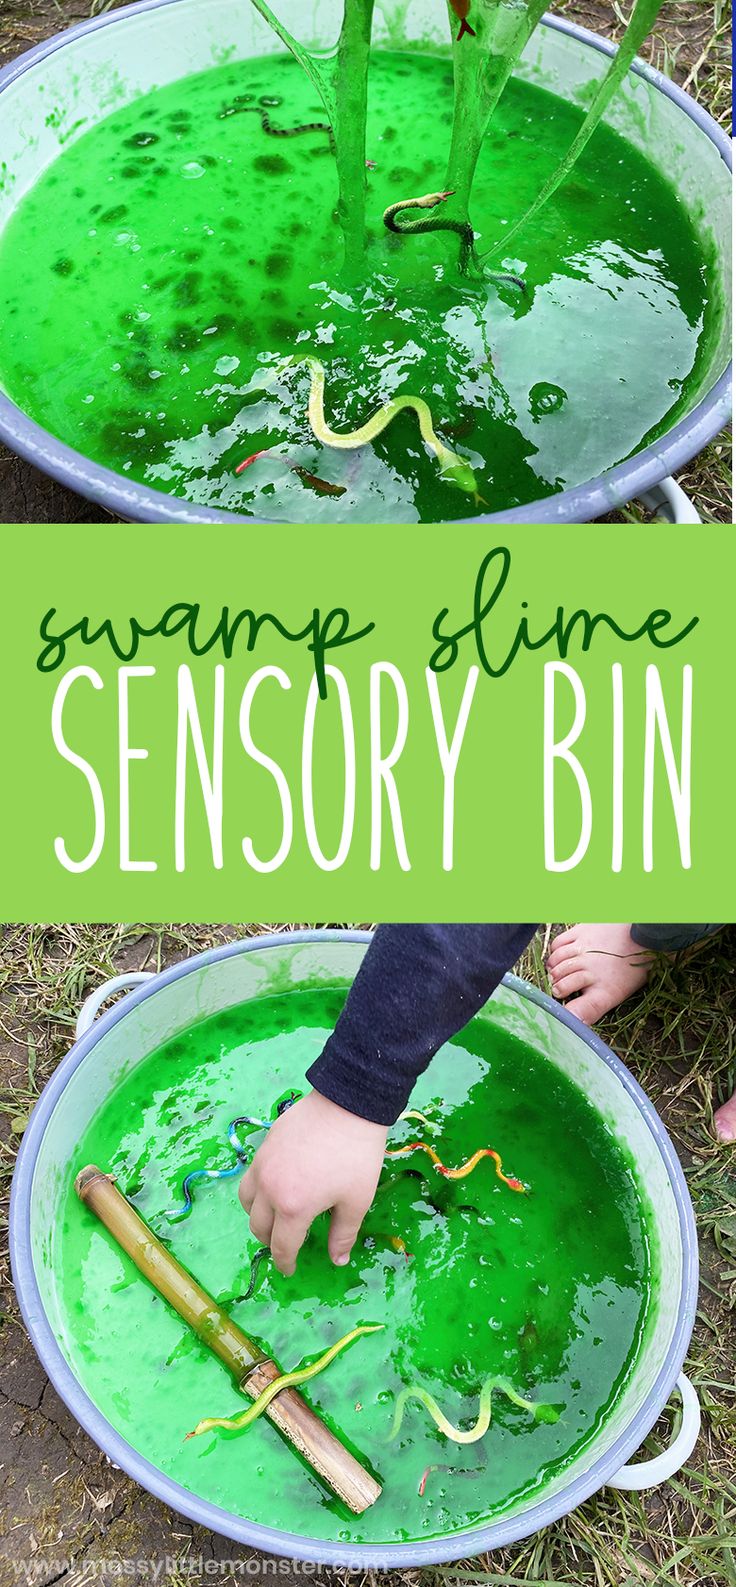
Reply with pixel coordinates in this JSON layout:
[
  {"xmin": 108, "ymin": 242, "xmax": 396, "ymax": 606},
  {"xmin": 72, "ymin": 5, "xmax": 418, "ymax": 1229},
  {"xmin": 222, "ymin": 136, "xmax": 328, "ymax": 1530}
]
[
  {"xmin": 254, "ymin": 354, "xmax": 481, "ymax": 501},
  {"xmin": 391, "ymin": 1375, "xmax": 559, "ymax": 1444},
  {"xmin": 186, "ymin": 1323, "xmax": 383, "ymax": 1439},
  {"xmin": 384, "ymin": 189, "xmax": 477, "ymax": 273},
  {"xmin": 383, "ymin": 189, "xmax": 525, "ymax": 293}
]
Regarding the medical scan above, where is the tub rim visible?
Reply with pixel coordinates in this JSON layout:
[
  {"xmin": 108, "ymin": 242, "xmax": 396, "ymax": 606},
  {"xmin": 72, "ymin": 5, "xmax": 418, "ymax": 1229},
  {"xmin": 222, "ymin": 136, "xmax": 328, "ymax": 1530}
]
[
  {"xmin": 10, "ymin": 927, "xmax": 699, "ymax": 1566},
  {"xmin": 0, "ymin": 0, "xmax": 731, "ymax": 525}
]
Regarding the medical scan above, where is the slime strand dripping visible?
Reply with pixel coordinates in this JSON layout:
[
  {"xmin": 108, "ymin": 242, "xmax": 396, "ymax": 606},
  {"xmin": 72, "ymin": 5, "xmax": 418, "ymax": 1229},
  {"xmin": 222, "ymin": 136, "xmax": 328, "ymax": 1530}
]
[
  {"xmin": 384, "ymin": 1141, "xmax": 526, "ymax": 1192},
  {"xmin": 443, "ymin": 0, "xmax": 549, "ymax": 234},
  {"xmin": 391, "ymin": 1375, "xmax": 559, "ymax": 1444},
  {"xmin": 239, "ymin": 356, "xmax": 481, "ymax": 501},
  {"xmin": 244, "ymin": 0, "xmax": 375, "ymax": 271},
  {"xmin": 186, "ymin": 1324, "xmax": 384, "ymax": 1439},
  {"xmin": 483, "ymin": 0, "xmax": 666, "ymax": 261}
]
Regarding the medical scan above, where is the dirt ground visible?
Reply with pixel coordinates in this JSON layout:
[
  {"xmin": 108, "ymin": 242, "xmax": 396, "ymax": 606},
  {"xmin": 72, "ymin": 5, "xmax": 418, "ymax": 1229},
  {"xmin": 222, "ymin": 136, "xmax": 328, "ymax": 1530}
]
[
  {"xmin": 1, "ymin": 923, "xmax": 735, "ymax": 1587},
  {"xmin": 0, "ymin": 0, "xmax": 731, "ymax": 523}
]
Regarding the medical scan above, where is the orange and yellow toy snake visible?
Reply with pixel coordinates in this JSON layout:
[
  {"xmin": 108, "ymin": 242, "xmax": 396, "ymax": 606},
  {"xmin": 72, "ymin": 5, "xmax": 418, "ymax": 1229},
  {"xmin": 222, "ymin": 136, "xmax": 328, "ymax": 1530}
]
[{"xmin": 384, "ymin": 1140, "xmax": 526, "ymax": 1193}]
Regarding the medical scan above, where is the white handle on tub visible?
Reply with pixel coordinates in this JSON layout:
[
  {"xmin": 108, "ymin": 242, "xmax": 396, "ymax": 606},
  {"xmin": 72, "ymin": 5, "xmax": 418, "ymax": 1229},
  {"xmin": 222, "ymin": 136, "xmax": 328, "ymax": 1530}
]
[
  {"xmin": 76, "ymin": 973, "xmax": 154, "ymax": 1039},
  {"xmin": 637, "ymin": 477, "xmax": 701, "ymax": 524},
  {"xmin": 607, "ymin": 1373, "xmax": 701, "ymax": 1491}
]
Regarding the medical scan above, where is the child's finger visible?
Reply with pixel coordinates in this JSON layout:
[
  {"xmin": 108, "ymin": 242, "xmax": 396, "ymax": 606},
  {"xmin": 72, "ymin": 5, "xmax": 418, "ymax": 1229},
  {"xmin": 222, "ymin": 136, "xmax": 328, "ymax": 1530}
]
[
  {"xmin": 271, "ymin": 1211, "xmax": 311, "ymax": 1276},
  {"xmin": 238, "ymin": 1166, "xmax": 255, "ymax": 1214},
  {"xmin": 328, "ymin": 1199, "xmax": 364, "ymax": 1268},
  {"xmin": 248, "ymin": 1192, "xmax": 275, "ymax": 1248}
]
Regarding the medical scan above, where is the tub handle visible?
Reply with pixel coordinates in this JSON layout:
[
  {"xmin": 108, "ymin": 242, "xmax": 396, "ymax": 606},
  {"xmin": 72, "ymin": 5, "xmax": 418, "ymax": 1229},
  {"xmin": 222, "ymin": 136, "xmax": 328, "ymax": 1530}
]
[
  {"xmin": 637, "ymin": 477, "xmax": 701, "ymax": 524},
  {"xmin": 607, "ymin": 1373, "xmax": 701, "ymax": 1491},
  {"xmin": 76, "ymin": 973, "xmax": 155, "ymax": 1039}
]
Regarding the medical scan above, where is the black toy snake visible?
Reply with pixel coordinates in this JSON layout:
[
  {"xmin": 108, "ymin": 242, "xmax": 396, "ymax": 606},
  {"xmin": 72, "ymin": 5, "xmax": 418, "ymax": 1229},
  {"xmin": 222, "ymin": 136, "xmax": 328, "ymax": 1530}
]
[{"xmin": 219, "ymin": 92, "xmax": 335, "ymax": 153}]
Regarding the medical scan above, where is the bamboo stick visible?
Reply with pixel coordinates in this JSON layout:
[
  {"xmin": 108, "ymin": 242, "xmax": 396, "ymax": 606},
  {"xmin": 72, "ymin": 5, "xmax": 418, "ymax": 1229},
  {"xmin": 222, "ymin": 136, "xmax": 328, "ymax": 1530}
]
[{"xmin": 75, "ymin": 1166, "xmax": 381, "ymax": 1514}]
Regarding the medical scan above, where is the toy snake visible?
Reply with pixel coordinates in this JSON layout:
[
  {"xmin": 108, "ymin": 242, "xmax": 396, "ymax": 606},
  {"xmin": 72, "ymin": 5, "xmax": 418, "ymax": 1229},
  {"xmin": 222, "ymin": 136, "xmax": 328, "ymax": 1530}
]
[
  {"xmin": 390, "ymin": 1236, "xmax": 413, "ymax": 1262},
  {"xmin": 450, "ymin": 0, "xmax": 476, "ymax": 40},
  {"xmin": 219, "ymin": 92, "xmax": 335, "ymax": 153},
  {"xmin": 384, "ymin": 190, "xmax": 477, "ymax": 274},
  {"xmin": 236, "ymin": 448, "xmax": 347, "ymax": 498},
  {"xmin": 383, "ymin": 189, "xmax": 525, "ymax": 293},
  {"xmin": 242, "ymin": 355, "xmax": 480, "ymax": 499},
  {"xmin": 233, "ymin": 1090, "xmax": 301, "ymax": 1129},
  {"xmin": 418, "ymin": 1461, "xmax": 484, "ymax": 1496},
  {"xmin": 230, "ymin": 1245, "xmax": 270, "ymax": 1304},
  {"xmin": 171, "ymin": 1093, "xmax": 300, "ymax": 1217},
  {"xmin": 391, "ymin": 1375, "xmax": 558, "ymax": 1444},
  {"xmin": 400, "ymin": 1109, "xmax": 435, "ymax": 1129},
  {"xmin": 185, "ymin": 1323, "xmax": 384, "ymax": 1439},
  {"xmin": 171, "ymin": 1158, "xmax": 244, "ymax": 1218},
  {"xmin": 173, "ymin": 1098, "xmax": 525, "ymax": 1225},
  {"xmin": 384, "ymin": 1141, "xmax": 526, "ymax": 1193}
]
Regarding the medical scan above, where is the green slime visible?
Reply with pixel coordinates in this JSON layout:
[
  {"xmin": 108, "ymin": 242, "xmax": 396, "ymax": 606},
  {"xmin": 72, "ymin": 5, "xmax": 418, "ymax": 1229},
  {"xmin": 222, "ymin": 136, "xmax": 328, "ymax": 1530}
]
[
  {"xmin": 53, "ymin": 988, "xmax": 654, "ymax": 1545},
  {"xmin": 0, "ymin": 50, "xmax": 714, "ymax": 521}
]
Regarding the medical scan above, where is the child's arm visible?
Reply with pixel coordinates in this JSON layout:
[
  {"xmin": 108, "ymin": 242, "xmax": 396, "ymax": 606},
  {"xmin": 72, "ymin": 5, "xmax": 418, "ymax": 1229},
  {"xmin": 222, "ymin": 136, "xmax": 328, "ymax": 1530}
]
[{"xmin": 240, "ymin": 923, "xmax": 536, "ymax": 1273}]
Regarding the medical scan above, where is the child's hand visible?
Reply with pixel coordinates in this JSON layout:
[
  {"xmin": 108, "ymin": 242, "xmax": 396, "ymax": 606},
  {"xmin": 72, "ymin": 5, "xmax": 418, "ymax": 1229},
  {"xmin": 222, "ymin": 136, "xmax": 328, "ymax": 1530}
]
[{"xmin": 239, "ymin": 1090, "xmax": 388, "ymax": 1276}]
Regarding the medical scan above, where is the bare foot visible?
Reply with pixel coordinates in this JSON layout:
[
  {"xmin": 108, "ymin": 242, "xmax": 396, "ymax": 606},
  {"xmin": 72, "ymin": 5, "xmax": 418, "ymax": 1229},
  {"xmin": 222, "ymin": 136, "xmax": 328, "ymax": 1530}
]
[
  {"xmin": 546, "ymin": 924, "xmax": 654, "ymax": 1025},
  {"xmin": 549, "ymin": 925, "xmax": 735, "ymax": 1149},
  {"xmin": 714, "ymin": 1092, "xmax": 736, "ymax": 1144}
]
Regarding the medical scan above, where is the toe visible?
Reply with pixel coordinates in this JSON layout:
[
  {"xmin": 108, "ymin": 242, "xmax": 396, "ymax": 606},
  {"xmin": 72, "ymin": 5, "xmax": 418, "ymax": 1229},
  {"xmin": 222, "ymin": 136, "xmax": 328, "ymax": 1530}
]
[
  {"xmin": 547, "ymin": 942, "xmax": 580, "ymax": 975},
  {"xmin": 551, "ymin": 928, "xmax": 577, "ymax": 952},
  {"xmin": 565, "ymin": 988, "xmax": 612, "ymax": 1026},
  {"xmin": 714, "ymin": 1097, "xmax": 736, "ymax": 1144},
  {"xmin": 550, "ymin": 968, "xmax": 591, "ymax": 999}
]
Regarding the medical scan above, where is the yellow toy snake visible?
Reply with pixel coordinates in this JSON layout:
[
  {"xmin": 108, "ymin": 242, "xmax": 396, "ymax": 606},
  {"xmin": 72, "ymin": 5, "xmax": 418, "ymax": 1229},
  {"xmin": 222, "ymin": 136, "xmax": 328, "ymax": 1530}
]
[
  {"xmin": 239, "ymin": 354, "xmax": 482, "ymax": 501},
  {"xmin": 391, "ymin": 1375, "xmax": 559, "ymax": 1444},
  {"xmin": 186, "ymin": 1324, "xmax": 383, "ymax": 1439}
]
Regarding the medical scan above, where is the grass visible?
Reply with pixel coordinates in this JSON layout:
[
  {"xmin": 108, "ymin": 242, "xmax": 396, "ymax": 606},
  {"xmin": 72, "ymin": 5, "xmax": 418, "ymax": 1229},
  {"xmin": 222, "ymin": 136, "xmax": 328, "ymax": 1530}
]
[
  {"xmin": 1, "ymin": 923, "xmax": 734, "ymax": 1585},
  {"xmin": 555, "ymin": 1, "xmax": 732, "ymax": 130}
]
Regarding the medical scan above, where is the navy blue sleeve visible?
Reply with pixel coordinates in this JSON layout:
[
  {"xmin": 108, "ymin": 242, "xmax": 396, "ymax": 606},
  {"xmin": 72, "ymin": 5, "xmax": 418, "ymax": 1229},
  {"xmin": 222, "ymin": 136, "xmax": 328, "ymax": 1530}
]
[
  {"xmin": 306, "ymin": 923, "xmax": 537, "ymax": 1125},
  {"xmin": 631, "ymin": 923, "xmax": 720, "ymax": 953}
]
